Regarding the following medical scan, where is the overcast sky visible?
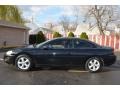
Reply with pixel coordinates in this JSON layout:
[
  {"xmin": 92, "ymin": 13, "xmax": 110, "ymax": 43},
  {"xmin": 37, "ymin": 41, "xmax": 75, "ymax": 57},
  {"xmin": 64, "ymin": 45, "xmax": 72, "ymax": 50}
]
[{"xmin": 19, "ymin": 5, "xmax": 84, "ymax": 26}]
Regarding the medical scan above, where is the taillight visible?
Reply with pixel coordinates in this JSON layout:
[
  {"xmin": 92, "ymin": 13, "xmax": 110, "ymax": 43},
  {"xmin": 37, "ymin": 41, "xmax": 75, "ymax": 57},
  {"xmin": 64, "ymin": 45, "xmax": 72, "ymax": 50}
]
[{"xmin": 111, "ymin": 48, "xmax": 115, "ymax": 55}]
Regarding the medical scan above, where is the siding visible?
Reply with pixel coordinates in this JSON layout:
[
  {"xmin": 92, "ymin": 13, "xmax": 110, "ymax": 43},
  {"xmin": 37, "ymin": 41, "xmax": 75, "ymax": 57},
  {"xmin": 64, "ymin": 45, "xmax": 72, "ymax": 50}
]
[{"xmin": 0, "ymin": 26, "xmax": 28, "ymax": 47}]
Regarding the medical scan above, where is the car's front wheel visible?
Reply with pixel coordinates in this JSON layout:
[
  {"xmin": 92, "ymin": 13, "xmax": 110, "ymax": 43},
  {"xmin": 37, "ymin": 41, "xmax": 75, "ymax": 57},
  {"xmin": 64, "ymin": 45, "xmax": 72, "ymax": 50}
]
[
  {"xmin": 15, "ymin": 54, "xmax": 32, "ymax": 71},
  {"xmin": 85, "ymin": 57, "xmax": 103, "ymax": 73}
]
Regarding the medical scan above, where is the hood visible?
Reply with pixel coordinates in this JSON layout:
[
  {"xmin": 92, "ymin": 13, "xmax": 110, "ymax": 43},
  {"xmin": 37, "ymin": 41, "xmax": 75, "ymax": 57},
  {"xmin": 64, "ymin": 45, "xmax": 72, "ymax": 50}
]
[
  {"xmin": 7, "ymin": 45, "xmax": 36, "ymax": 52},
  {"xmin": 24, "ymin": 45, "xmax": 36, "ymax": 48}
]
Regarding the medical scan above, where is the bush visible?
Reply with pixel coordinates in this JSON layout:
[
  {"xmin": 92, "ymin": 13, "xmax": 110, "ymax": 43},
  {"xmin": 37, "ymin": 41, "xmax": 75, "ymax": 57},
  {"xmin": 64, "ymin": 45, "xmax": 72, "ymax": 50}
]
[
  {"xmin": 68, "ymin": 32, "xmax": 74, "ymax": 37},
  {"xmin": 29, "ymin": 34, "xmax": 36, "ymax": 44},
  {"xmin": 36, "ymin": 31, "xmax": 46, "ymax": 44},
  {"xmin": 53, "ymin": 32, "xmax": 62, "ymax": 38},
  {"xmin": 80, "ymin": 32, "xmax": 89, "ymax": 40}
]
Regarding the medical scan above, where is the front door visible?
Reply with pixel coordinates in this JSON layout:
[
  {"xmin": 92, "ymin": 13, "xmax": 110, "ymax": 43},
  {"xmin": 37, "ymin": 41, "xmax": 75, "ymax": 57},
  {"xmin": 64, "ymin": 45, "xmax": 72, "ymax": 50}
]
[
  {"xmin": 36, "ymin": 39, "xmax": 72, "ymax": 66},
  {"xmin": 47, "ymin": 39, "xmax": 71, "ymax": 66}
]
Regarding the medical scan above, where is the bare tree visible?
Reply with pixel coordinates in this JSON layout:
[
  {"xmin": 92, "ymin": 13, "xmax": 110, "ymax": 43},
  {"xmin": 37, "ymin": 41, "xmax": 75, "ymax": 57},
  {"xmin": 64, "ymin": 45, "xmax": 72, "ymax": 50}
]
[
  {"xmin": 59, "ymin": 15, "xmax": 70, "ymax": 32},
  {"xmin": 59, "ymin": 6, "xmax": 81, "ymax": 33},
  {"xmin": 84, "ymin": 5, "xmax": 120, "ymax": 35},
  {"xmin": 71, "ymin": 6, "xmax": 81, "ymax": 31}
]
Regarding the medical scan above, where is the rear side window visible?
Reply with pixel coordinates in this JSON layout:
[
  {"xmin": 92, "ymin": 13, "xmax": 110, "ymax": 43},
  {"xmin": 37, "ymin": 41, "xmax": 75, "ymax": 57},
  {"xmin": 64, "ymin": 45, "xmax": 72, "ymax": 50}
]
[{"xmin": 73, "ymin": 39, "xmax": 95, "ymax": 48}]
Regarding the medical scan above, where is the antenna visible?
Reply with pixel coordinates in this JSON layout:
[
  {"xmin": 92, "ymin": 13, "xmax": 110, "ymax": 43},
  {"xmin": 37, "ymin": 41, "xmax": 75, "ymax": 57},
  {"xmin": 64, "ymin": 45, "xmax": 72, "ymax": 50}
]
[
  {"xmin": 31, "ymin": 16, "xmax": 34, "ymax": 24},
  {"xmin": 31, "ymin": 15, "xmax": 39, "ymax": 27}
]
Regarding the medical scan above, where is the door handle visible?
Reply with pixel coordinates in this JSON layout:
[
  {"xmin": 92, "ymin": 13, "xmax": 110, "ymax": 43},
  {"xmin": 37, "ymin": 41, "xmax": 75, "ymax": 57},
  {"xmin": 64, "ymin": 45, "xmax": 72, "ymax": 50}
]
[{"xmin": 53, "ymin": 52, "xmax": 56, "ymax": 56}]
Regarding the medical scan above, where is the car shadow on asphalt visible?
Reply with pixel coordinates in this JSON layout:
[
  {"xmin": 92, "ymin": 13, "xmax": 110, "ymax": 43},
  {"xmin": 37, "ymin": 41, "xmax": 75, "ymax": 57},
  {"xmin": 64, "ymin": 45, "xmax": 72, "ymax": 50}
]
[
  {"xmin": 102, "ymin": 61, "xmax": 120, "ymax": 72},
  {"xmin": 23, "ymin": 60, "xmax": 120, "ymax": 73},
  {"xmin": 31, "ymin": 67, "xmax": 76, "ymax": 71},
  {"xmin": 29, "ymin": 66, "xmax": 120, "ymax": 73},
  {"xmin": 1, "ymin": 60, "xmax": 120, "ymax": 73}
]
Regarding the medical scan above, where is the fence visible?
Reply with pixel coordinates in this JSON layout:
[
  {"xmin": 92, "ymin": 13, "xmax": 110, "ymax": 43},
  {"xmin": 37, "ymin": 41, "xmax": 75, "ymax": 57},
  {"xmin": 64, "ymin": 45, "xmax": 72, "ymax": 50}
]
[
  {"xmin": 88, "ymin": 35, "xmax": 120, "ymax": 50},
  {"xmin": 45, "ymin": 33, "xmax": 120, "ymax": 51}
]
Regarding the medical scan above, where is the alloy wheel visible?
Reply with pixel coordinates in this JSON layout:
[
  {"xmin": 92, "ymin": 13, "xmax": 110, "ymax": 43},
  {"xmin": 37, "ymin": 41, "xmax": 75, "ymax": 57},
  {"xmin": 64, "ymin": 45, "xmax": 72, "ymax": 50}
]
[
  {"xmin": 17, "ymin": 56, "xmax": 31, "ymax": 70},
  {"xmin": 87, "ymin": 59, "xmax": 100, "ymax": 72}
]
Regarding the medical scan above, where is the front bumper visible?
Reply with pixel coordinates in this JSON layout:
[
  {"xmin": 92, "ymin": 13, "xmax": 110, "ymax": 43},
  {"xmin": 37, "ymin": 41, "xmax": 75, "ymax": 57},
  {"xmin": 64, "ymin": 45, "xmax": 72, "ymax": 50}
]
[{"xmin": 4, "ymin": 54, "xmax": 15, "ymax": 64}]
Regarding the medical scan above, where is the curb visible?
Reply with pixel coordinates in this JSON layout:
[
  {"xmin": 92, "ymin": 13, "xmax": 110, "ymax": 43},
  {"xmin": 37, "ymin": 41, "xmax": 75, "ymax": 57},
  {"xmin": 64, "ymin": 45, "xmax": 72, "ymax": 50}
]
[{"xmin": 0, "ymin": 49, "xmax": 8, "ymax": 53}]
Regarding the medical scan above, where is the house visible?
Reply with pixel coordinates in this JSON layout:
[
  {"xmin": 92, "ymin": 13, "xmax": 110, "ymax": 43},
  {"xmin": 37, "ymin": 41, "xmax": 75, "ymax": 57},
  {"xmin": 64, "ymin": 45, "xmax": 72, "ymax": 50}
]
[
  {"xmin": 0, "ymin": 20, "xmax": 29, "ymax": 47},
  {"xmin": 52, "ymin": 25, "xmax": 65, "ymax": 35},
  {"xmin": 74, "ymin": 24, "xmax": 101, "ymax": 36},
  {"xmin": 74, "ymin": 23, "xmax": 120, "ymax": 36},
  {"xmin": 29, "ymin": 27, "xmax": 53, "ymax": 35}
]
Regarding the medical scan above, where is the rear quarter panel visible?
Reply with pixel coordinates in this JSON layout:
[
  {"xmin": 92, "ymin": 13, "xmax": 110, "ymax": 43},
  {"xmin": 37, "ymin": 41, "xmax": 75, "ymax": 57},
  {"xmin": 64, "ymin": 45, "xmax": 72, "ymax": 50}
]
[{"xmin": 80, "ymin": 48, "xmax": 115, "ymax": 66}]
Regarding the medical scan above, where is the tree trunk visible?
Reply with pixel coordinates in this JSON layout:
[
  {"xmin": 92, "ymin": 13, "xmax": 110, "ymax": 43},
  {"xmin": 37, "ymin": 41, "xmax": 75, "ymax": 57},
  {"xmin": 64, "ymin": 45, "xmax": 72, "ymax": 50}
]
[
  {"xmin": 99, "ymin": 29, "xmax": 104, "ymax": 35},
  {"xmin": 96, "ymin": 19, "xmax": 105, "ymax": 35}
]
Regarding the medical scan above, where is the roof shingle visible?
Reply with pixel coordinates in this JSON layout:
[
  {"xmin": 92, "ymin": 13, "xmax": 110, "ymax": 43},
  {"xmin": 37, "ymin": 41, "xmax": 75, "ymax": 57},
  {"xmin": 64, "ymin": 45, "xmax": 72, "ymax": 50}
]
[{"xmin": 0, "ymin": 20, "xmax": 30, "ymax": 30}]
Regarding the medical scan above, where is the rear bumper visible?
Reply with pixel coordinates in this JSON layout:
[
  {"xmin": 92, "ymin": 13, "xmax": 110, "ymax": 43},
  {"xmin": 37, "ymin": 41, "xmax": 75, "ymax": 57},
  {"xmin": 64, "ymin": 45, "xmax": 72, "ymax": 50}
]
[{"xmin": 103, "ymin": 55, "xmax": 116, "ymax": 66}]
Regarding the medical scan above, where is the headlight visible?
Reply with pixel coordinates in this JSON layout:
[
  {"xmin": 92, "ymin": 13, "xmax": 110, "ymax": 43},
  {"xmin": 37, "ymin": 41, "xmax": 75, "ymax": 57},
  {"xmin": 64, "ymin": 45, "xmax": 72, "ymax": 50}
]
[{"xmin": 6, "ymin": 50, "xmax": 16, "ymax": 56}]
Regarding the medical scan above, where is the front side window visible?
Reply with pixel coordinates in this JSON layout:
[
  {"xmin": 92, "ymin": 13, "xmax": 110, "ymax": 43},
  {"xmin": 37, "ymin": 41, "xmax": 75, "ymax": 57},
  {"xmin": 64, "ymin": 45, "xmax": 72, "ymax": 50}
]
[
  {"xmin": 47, "ymin": 39, "xmax": 70, "ymax": 49},
  {"xmin": 73, "ymin": 39, "xmax": 95, "ymax": 48}
]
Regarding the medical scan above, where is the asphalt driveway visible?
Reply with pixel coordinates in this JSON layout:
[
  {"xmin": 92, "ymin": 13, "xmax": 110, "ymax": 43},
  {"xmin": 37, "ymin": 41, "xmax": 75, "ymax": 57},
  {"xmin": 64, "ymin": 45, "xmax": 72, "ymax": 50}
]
[{"xmin": 0, "ymin": 51, "xmax": 120, "ymax": 85}]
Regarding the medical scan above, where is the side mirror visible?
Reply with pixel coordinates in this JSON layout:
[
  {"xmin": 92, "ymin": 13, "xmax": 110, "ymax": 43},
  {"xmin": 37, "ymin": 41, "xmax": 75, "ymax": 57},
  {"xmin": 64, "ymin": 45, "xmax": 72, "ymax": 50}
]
[{"xmin": 33, "ymin": 44, "xmax": 37, "ymax": 48}]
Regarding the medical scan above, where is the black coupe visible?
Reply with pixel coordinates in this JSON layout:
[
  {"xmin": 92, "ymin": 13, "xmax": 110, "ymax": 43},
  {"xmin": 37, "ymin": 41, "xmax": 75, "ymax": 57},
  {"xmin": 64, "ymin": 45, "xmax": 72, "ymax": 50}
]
[{"xmin": 4, "ymin": 37, "xmax": 116, "ymax": 72}]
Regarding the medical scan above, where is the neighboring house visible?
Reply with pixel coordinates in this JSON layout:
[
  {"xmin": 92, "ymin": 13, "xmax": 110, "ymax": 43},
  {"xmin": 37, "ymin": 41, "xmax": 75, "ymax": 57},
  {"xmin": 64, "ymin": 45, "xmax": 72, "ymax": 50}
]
[
  {"xmin": 29, "ymin": 27, "xmax": 53, "ymax": 35},
  {"xmin": 0, "ymin": 20, "xmax": 29, "ymax": 47},
  {"xmin": 74, "ymin": 24, "xmax": 100, "ymax": 36},
  {"xmin": 43, "ymin": 23, "xmax": 65, "ymax": 35},
  {"xmin": 74, "ymin": 23, "xmax": 120, "ymax": 36},
  {"xmin": 52, "ymin": 25, "xmax": 65, "ymax": 35}
]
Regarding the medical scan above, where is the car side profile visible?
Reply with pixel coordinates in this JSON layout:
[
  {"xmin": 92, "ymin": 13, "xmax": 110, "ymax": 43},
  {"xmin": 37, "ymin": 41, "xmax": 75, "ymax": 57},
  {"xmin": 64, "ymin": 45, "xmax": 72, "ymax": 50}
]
[{"xmin": 4, "ymin": 37, "xmax": 116, "ymax": 73}]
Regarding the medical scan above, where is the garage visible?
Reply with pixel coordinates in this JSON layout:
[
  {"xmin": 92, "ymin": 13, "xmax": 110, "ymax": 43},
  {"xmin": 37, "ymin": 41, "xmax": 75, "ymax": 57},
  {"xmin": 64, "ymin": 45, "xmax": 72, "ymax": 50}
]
[{"xmin": 0, "ymin": 20, "xmax": 29, "ymax": 47}]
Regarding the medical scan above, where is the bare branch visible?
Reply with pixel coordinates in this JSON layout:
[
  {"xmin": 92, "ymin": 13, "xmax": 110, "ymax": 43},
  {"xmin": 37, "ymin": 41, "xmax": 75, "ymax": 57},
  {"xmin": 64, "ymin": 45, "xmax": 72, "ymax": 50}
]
[
  {"xmin": 84, "ymin": 5, "xmax": 120, "ymax": 35},
  {"xmin": 59, "ymin": 15, "xmax": 70, "ymax": 32}
]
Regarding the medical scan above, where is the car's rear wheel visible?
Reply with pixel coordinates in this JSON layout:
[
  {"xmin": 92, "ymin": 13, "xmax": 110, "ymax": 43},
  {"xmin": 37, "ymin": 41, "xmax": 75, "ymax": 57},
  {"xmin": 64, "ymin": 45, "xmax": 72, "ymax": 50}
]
[
  {"xmin": 85, "ymin": 57, "xmax": 103, "ymax": 73},
  {"xmin": 15, "ymin": 54, "xmax": 32, "ymax": 71}
]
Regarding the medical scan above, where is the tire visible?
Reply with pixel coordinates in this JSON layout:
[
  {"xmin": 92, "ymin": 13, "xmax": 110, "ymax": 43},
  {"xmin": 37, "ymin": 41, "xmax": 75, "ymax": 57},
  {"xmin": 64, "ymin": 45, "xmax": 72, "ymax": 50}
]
[
  {"xmin": 85, "ymin": 57, "xmax": 104, "ymax": 73},
  {"xmin": 15, "ymin": 54, "xmax": 32, "ymax": 71}
]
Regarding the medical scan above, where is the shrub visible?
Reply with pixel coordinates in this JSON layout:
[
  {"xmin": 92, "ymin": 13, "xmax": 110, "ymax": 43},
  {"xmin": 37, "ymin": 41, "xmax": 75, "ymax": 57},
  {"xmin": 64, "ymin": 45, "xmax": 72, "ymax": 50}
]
[
  {"xmin": 29, "ymin": 34, "xmax": 36, "ymax": 44},
  {"xmin": 36, "ymin": 31, "xmax": 46, "ymax": 44},
  {"xmin": 68, "ymin": 32, "xmax": 74, "ymax": 37},
  {"xmin": 53, "ymin": 32, "xmax": 62, "ymax": 38},
  {"xmin": 80, "ymin": 32, "xmax": 89, "ymax": 40}
]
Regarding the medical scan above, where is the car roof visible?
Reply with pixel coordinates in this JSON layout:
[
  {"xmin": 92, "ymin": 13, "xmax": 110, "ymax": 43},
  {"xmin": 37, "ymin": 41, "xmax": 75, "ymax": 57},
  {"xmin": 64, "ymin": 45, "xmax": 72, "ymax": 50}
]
[
  {"xmin": 52, "ymin": 37, "xmax": 98, "ymax": 46},
  {"xmin": 52, "ymin": 37, "xmax": 88, "ymax": 41}
]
